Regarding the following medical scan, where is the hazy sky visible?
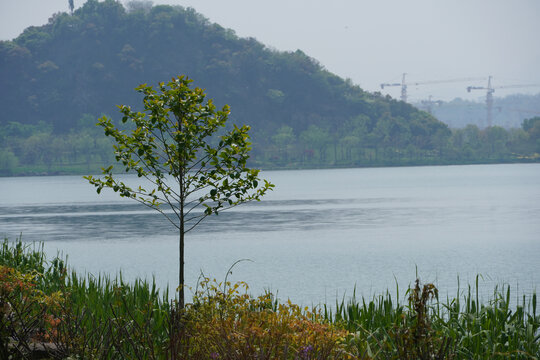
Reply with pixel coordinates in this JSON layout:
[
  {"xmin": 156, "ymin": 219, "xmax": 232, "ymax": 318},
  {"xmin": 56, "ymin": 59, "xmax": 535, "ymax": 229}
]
[{"xmin": 1, "ymin": 0, "xmax": 540, "ymax": 102}]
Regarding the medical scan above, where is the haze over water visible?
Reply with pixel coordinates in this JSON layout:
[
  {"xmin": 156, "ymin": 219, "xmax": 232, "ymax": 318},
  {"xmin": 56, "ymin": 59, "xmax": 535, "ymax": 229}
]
[{"xmin": 1, "ymin": 164, "xmax": 539, "ymax": 305}]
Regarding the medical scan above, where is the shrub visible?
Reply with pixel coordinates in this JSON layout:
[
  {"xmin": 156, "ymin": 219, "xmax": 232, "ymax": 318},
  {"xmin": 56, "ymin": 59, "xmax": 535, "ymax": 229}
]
[{"xmin": 173, "ymin": 278, "xmax": 351, "ymax": 359}]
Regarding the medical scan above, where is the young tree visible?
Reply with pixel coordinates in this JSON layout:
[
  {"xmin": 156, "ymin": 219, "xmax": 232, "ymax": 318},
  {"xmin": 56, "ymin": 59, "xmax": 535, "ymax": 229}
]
[
  {"xmin": 68, "ymin": 0, "xmax": 74, "ymax": 15},
  {"xmin": 272, "ymin": 125, "xmax": 296, "ymax": 162},
  {"xmin": 85, "ymin": 76, "xmax": 273, "ymax": 307},
  {"xmin": 300, "ymin": 125, "xmax": 330, "ymax": 162}
]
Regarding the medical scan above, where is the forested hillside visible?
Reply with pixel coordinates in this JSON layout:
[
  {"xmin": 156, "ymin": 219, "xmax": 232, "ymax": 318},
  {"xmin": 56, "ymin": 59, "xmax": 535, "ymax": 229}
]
[
  {"xmin": 0, "ymin": 0, "xmax": 538, "ymax": 175},
  {"xmin": 0, "ymin": 0, "xmax": 435, "ymax": 134}
]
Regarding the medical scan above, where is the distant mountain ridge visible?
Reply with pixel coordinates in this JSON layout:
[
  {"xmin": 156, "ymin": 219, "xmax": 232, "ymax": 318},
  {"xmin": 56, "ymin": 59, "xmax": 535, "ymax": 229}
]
[{"xmin": 414, "ymin": 93, "xmax": 540, "ymax": 129}]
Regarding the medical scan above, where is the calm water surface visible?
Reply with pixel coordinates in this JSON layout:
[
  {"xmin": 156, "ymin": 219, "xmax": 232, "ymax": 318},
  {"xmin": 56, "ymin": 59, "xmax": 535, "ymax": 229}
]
[{"xmin": 1, "ymin": 164, "xmax": 539, "ymax": 305}]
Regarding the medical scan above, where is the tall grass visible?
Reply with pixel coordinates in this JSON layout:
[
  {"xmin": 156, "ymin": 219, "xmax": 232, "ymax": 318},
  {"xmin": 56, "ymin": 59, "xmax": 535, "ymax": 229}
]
[
  {"xmin": 327, "ymin": 276, "xmax": 539, "ymax": 359},
  {"xmin": 1, "ymin": 238, "xmax": 170, "ymax": 358},
  {"xmin": 1, "ymin": 238, "xmax": 539, "ymax": 359},
  {"xmin": 440, "ymin": 279, "xmax": 539, "ymax": 359}
]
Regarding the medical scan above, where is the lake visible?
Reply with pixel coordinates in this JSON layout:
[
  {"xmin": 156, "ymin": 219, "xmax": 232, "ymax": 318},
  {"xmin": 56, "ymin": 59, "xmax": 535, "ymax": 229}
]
[{"xmin": 1, "ymin": 163, "xmax": 539, "ymax": 306}]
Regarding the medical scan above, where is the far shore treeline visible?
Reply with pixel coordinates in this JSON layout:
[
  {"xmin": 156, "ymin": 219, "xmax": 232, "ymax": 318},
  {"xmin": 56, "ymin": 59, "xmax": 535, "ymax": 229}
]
[{"xmin": 1, "ymin": 0, "xmax": 539, "ymax": 176}]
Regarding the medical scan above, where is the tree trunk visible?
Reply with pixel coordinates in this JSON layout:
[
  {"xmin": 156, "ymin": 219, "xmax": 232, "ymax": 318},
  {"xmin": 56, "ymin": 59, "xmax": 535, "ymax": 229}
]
[
  {"xmin": 179, "ymin": 219, "xmax": 184, "ymax": 309},
  {"xmin": 178, "ymin": 120, "xmax": 185, "ymax": 309}
]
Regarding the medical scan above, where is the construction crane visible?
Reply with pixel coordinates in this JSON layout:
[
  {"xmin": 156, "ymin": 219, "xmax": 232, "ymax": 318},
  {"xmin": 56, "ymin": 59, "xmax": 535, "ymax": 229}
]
[
  {"xmin": 381, "ymin": 73, "xmax": 408, "ymax": 102},
  {"xmin": 466, "ymin": 76, "xmax": 540, "ymax": 127},
  {"xmin": 420, "ymin": 95, "xmax": 443, "ymax": 115},
  {"xmin": 380, "ymin": 73, "xmax": 485, "ymax": 103}
]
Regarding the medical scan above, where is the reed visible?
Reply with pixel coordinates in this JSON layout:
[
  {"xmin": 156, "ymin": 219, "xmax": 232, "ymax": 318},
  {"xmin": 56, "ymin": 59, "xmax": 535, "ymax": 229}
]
[
  {"xmin": 1, "ymin": 239, "xmax": 170, "ymax": 358},
  {"xmin": 1, "ymin": 238, "xmax": 538, "ymax": 359},
  {"xmin": 326, "ymin": 276, "xmax": 539, "ymax": 359}
]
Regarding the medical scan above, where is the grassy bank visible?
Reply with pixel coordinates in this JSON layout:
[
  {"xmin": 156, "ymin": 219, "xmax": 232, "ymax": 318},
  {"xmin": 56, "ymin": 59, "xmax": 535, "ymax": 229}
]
[{"xmin": 1, "ymin": 239, "xmax": 538, "ymax": 359}]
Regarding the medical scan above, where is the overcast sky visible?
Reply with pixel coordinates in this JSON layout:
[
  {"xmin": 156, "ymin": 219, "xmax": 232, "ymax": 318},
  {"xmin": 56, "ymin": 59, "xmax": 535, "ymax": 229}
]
[{"xmin": 1, "ymin": 0, "xmax": 540, "ymax": 102}]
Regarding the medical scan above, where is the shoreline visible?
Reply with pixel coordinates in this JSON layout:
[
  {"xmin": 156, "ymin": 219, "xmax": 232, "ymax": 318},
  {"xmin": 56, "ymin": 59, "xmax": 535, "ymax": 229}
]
[{"xmin": 2, "ymin": 156, "xmax": 539, "ymax": 178}]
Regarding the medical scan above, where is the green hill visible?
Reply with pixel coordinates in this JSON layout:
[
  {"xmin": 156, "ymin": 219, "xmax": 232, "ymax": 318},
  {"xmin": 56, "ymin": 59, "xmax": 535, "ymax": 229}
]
[
  {"xmin": 0, "ymin": 0, "xmax": 538, "ymax": 175},
  {"xmin": 1, "ymin": 1, "xmax": 443, "ymax": 135}
]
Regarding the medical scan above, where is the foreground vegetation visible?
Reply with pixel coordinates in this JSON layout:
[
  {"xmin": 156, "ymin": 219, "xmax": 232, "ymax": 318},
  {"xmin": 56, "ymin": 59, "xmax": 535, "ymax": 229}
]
[{"xmin": 1, "ymin": 238, "xmax": 539, "ymax": 359}]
